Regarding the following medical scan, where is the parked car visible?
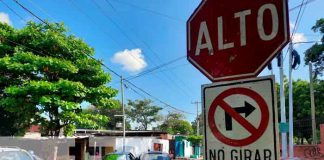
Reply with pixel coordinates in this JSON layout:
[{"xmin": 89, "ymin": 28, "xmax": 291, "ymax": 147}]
[
  {"xmin": 139, "ymin": 151, "xmax": 171, "ymax": 160},
  {"xmin": 102, "ymin": 152, "xmax": 137, "ymax": 160},
  {"xmin": 0, "ymin": 147, "xmax": 34, "ymax": 160},
  {"xmin": 28, "ymin": 150, "xmax": 43, "ymax": 160}
]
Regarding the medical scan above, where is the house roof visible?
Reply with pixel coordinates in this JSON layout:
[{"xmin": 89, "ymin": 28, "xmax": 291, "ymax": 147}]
[
  {"xmin": 74, "ymin": 129, "xmax": 168, "ymax": 137},
  {"xmin": 28, "ymin": 125, "xmax": 40, "ymax": 132}
]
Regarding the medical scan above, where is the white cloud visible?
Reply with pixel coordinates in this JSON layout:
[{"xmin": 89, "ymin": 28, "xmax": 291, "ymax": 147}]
[
  {"xmin": 111, "ymin": 48, "xmax": 147, "ymax": 73},
  {"xmin": 292, "ymin": 33, "xmax": 307, "ymax": 46},
  {"xmin": 0, "ymin": 12, "xmax": 12, "ymax": 25},
  {"xmin": 289, "ymin": 21, "xmax": 308, "ymax": 46},
  {"xmin": 289, "ymin": 22, "xmax": 295, "ymax": 31}
]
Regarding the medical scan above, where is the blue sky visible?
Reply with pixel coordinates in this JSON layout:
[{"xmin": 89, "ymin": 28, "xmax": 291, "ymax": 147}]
[{"xmin": 0, "ymin": 0, "xmax": 323, "ymax": 124}]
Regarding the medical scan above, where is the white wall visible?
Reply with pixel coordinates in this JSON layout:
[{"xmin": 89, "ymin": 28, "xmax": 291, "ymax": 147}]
[
  {"xmin": 115, "ymin": 137, "xmax": 169, "ymax": 157},
  {"xmin": 89, "ymin": 137, "xmax": 117, "ymax": 160},
  {"xmin": 89, "ymin": 137, "xmax": 116, "ymax": 147},
  {"xmin": 183, "ymin": 140, "xmax": 192, "ymax": 158}
]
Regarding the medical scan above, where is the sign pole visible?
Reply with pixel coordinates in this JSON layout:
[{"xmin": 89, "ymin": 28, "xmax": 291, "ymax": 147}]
[
  {"xmin": 288, "ymin": 42, "xmax": 294, "ymax": 159},
  {"xmin": 279, "ymin": 52, "xmax": 288, "ymax": 159}
]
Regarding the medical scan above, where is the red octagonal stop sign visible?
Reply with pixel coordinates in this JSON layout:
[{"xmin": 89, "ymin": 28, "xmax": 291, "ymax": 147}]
[{"xmin": 187, "ymin": 0, "xmax": 289, "ymax": 82}]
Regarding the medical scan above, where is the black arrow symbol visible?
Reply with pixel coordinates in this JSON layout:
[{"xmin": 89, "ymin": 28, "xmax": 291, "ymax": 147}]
[{"xmin": 225, "ymin": 101, "xmax": 256, "ymax": 131}]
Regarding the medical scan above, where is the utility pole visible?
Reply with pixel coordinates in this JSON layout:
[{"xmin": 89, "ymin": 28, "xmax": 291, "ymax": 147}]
[
  {"xmin": 192, "ymin": 101, "xmax": 201, "ymax": 135},
  {"xmin": 309, "ymin": 63, "xmax": 317, "ymax": 144},
  {"xmin": 121, "ymin": 77, "xmax": 126, "ymax": 152}
]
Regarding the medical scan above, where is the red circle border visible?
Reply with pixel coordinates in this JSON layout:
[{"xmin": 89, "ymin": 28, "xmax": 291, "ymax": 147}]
[{"xmin": 208, "ymin": 87, "xmax": 269, "ymax": 147}]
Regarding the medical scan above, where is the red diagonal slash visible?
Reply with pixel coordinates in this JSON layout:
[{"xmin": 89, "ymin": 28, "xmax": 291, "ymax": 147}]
[{"xmin": 219, "ymin": 100, "xmax": 257, "ymax": 134}]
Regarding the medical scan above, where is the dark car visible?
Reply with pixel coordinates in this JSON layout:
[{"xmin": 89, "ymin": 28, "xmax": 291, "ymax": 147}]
[
  {"xmin": 139, "ymin": 151, "xmax": 171, "ymax": 160},
  {"xmin": 102, "ymin": 152, "xmax": 137, "ymax": 160}
]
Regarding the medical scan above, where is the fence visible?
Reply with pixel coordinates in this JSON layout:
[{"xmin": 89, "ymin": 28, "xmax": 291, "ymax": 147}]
[
  {"xmin": 292, "ymin": 116, "xmax": 324, "ymax": 159},
  {"xmin": 293, "ymin": 116, "xmax": 324, "ymax": 145}
]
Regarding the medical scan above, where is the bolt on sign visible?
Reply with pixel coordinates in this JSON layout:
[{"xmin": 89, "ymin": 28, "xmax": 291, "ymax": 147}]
[
  {"xmin": 187, "ymin": 0, "xmax": 289, "ymax": 82},
  {"xmin": 202, "ymin": 76, "xmax": 279, "ymax": 160}
]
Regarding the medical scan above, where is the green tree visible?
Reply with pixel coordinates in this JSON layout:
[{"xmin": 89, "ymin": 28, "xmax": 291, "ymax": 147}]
[
  {"xmin": 77, "ymin": 104, "xmax": 131, "ymax": 130},
  {"xmin": 280, "ymin": 79, "xmax": 324, "ymax": 144},
  {"xmin": 304, "ymin": 18, "xmax": 324, "ymax": 78},
  {"xmin": 0, "ymin": 22, "xmax": 117, "ymax": 136},
  {"xmin": 187, "ymin": 135, "xmax": 203, "ymax": 146},
  {"xmin": 0, "ymin": 106, "xmax": 28, "ymax": 136},
  {"xmin": 290, "ymin": 79, "xmax": 312, "ymax": 144},
  {"xmin": 127, "ymin": 99, "xmax": 162, "ymax": 130},
  {"xmin": 159, "ymin": 112, "xmax": 193, "ymax": 135}
]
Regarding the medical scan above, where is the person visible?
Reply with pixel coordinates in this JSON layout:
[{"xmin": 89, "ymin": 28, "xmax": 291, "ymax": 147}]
[
  {"xmin": 169, "ymin": 150, "xmax": 174, "ymax": 159},
  {"xmin": 95, "ymin": 151, "xmax": 101, "ymax": 160}
]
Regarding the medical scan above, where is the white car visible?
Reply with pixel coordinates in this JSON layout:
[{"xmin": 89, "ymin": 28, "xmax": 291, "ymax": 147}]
[{"xmin": 0, "ymin": 147, "xmax": 34, "ymax": 160}]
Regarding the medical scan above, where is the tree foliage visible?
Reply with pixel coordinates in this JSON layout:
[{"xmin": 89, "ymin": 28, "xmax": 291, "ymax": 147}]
[
  {"xmin": 277, "ymin": 79, "xmax": 324, "ymax": 144},
  {"xmin": 304, "ymin": 18, "xmax": 324, "ymax": 78},
  {"xmin": 0, "ymin": 22, "xmax": 118, "ymax": 136},
  {"xmin": 126, "ymin": 99, "xmax": 162, "ymax": 130},
  {"xmin": 159, "ymin": 112, "xmax": 193, "ymax": 135},
  {"xmin": 187, "ymin": 135, "xmax": 203, "ymax": 146},
  {"xmin": 77, "ymin": 104, "xmax": 131, "ymax": 130},
  {"xmin": 0, "ymin": 106, "xmax": 28, "ymax": 136}
]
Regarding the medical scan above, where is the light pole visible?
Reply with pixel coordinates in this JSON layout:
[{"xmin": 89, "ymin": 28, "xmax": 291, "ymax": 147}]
[
  {"xmin": 114, "ymin": 114, "xmax": 125, "ymax": 152},
  {"xmin": 114, "ymin": 76, "xmax": 126, "ymax": 152},
  {"xmin": 309, "ymin": 63, "xmax": 317, "ymax": 144}
]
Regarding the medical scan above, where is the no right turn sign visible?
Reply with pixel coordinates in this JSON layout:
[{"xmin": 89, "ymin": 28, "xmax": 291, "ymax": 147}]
[{"xmin": 202, "ymin": 76, "xmax": 279, "ymax": 160}]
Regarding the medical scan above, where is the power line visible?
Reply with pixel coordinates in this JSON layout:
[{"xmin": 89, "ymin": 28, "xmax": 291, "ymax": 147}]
[
  {"xmin": 9, "ymin": 0, "xmax": 120, "ymax": 77},
  {"xmin": 290, "ymin": 0, "xmax": 306, "ymax": 39},
  {"xmin": 284, "ymin": 0, "xmax": 310, "ymax": 61},
  {"xmin": 93, "ymin": 0, "xmax": 191, "ymax": 95},
  {"xmin": 90, "ymin": 0, "xmax": 147, "ymax": 64},
  {"xmin": 100, "ymin": 0, "xmax": 183, "ymax": 65},
  {"xmin": 108, "ymin": 0, "xmax": 185, "ymax": 23},
  {"xmin": 95, "ymin": 0, "xmax": 193, "ymax": 97},
  {"xmin": 66, "ymin": 0, "xmax": 121, "ymax": 48},
  {"xmin": 1, "ymin": 0, "xmax": 25, "ymax": 22},
  {"xmin": 93, "ymin": 0, "xmax": 182, "ymax": 67},
  {"xmin": 126, "ymin": 83, "xmax": 195, "ymax": 117},
  {"xmin": 6, "ymin": 0, "xmax": 121, "ymax": 77},
  {"xmin": 103, "ymin": 0, "xmax": 116, "ymax": 11},
  {"xmin": 144, "ymin": 63, "xmax": 190, "ymax": 77},
  {"xmin": 1, "ymin": 36, "xmax": 193, "ymax": 115},
  {"xmin": 25, "ymin": 0, "xmax": 55, "ymax": 20},
  {"xmin": 12, "ymin": 0, "xmax": 50, "ymax": 26},
  {"xmin": 8, "ymin": 0, "xmax": 201, "ymax": 115},
  {"xmin": 124, "ymin": 79, "xmax": 195, "ymax": 115},
  {"xmin": 126, "ymin": 84, "xmax": 147, "ymax": 99},
  {"xmin": 126, "ymin": 56, "xmax": 185, "ymax": 80},
  {"xmin": 289, "ymin": 0, "xmax": 317, "ymax": 11},
  {"xmin": 2, "ymin": 37, "xmax": 49, "ymax": 58}
]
